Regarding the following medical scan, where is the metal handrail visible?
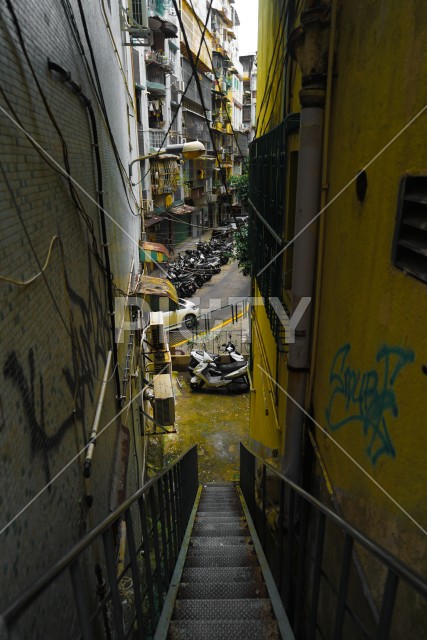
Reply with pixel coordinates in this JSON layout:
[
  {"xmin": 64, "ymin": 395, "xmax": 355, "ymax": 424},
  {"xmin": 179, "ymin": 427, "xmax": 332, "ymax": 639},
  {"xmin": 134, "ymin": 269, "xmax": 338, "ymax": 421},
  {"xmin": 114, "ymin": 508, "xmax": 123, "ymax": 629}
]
[
  {"xmin": 240, "ymin": 442, "xmax": 427, "ymax": 638},
  {"xmin": 2, "ymin": 445, "xmax": 199, "ymax": 639}
]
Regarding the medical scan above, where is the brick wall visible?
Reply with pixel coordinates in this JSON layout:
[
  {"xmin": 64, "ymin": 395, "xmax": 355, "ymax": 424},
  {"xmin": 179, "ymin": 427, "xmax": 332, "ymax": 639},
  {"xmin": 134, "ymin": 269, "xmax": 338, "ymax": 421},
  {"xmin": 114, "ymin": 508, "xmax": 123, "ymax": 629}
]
[{"xmin": 0, "ymin": 0, "xmax": 143, "ymax": 613}]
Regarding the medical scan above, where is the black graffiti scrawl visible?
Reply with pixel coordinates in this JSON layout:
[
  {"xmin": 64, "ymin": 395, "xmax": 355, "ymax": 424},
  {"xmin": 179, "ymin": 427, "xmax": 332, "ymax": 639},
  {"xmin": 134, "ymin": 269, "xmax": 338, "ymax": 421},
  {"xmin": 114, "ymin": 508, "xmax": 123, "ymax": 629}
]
[
  {"xmin": 62, "ymin": 249, "xmax": 109, "ymax": 439},
  {"xmin": 3, "ymin": 349, "xmax": 75, "ymax": 487},
  {"xmin": 3, "ymin": 249, "xmax": 110, "ymax": 486}
]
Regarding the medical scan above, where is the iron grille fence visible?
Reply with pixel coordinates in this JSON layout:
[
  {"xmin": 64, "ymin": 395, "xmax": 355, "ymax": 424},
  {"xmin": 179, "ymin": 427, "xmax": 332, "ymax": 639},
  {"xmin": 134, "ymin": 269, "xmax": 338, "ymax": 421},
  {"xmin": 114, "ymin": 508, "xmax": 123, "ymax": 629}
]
[
  {"xmin": 248, "ymin": 120, "xmax": 288, "ymax": 350},
  {"xmin": 240, "ymin": 443, "xmax": 427, "ymax": 639},
  {"xmin": 1, "ymin": 446, "xmax": 199, "ymax": 640}
]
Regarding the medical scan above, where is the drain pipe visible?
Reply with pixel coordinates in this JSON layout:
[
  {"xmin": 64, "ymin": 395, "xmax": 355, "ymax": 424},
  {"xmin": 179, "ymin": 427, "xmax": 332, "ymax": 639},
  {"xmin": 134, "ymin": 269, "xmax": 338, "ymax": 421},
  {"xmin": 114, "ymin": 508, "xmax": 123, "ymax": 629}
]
[{"xmin": 282, "ymin": 2, "xmax": 330, "ymax": 482}]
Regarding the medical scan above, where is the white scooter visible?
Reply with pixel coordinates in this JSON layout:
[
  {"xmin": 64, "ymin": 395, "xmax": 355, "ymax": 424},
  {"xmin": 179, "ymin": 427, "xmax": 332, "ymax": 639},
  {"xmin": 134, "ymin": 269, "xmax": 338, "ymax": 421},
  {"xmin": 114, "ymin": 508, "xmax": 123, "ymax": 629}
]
[
  {"xmin": 187, "ymin": 337, "xmax": 245, "ymax": 374},
  {"xmin": 190, "ymin": 350, "xmax": 249, "ymax": 393}
]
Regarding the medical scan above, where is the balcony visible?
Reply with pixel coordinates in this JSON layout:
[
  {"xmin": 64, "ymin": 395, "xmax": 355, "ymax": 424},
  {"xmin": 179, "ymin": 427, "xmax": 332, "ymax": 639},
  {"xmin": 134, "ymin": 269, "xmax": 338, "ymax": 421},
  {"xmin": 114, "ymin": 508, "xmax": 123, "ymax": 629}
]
[
  {"xmin": 150, "ymin": 157, "xmax": 180, "ymax": 196},
  {"xmin": 145, "ymin": 49, "xmax": 175, "ymax": 72},
  {"xmin": 146, "ymin": 66, "xmax": 166, "ymax": 95}
]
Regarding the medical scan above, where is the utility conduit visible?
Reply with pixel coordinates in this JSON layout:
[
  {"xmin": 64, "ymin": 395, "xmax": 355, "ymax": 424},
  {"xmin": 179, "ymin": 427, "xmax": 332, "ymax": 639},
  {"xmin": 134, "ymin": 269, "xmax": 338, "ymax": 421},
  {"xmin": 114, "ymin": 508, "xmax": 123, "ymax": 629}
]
[{"xmin": 83, "ymin": 350, "xmax": 113, "ymax": 478}]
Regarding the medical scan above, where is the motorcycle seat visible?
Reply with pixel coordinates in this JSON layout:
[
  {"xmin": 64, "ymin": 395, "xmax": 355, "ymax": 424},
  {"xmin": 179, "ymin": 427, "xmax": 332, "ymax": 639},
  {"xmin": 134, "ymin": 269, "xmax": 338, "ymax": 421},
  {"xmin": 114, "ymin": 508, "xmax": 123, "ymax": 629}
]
[{"xmin": 217, "ymin": 361, "xmax": 246, "ymax": 373}]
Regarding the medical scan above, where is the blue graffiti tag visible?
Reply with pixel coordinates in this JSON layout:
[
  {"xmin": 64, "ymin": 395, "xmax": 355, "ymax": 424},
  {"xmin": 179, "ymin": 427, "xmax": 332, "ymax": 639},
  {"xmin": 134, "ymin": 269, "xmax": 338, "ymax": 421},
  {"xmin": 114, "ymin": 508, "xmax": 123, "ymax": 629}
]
[{"xmin": 325, "ymin": 344, "xmax": 415, "ymax": 465}]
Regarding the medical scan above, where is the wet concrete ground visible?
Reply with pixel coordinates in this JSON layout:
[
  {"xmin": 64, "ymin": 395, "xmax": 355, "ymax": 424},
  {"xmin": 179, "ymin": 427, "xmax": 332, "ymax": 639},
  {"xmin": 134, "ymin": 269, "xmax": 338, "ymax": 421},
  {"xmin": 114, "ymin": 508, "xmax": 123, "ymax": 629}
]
[{"xmin": 162, "ymin": 370, "xmax": 250, "ymax": 483}]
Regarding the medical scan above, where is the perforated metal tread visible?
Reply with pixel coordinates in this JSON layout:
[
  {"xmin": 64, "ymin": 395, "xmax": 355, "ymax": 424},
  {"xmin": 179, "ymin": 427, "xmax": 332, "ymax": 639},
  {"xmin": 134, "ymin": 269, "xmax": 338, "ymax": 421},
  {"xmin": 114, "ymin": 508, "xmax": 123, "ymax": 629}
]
[
  {"xmin": 169, "ymin": 619, "xmax": 281, "ymax": 640},
  {"xmin": 178, "ymin": 581, "xmax": 267, "ymax": 600},
  {"xmin": 185, "ymin": 547, "xmax": 257, "ymax": 567},
  {"xmin": 196, "ymin": 510, "xmax": 245, "ymax": 522},
  {"xmin": 181, "ymin": 566, "xmax": 263, "ymax": 583},
  {"xmin": 167, "ymin": 483, "xmax": 281, "ymax": 639},
  {"xmin": 173, "ymin": 598, "xmax": 273, "ymax": 620},
  {"xmin": 192, "ymin": 522, "xmax": 249, "ymax": 536},
  {"xmin": 189, "ymin": 536, "xmax": 251, "ymax": 547}
]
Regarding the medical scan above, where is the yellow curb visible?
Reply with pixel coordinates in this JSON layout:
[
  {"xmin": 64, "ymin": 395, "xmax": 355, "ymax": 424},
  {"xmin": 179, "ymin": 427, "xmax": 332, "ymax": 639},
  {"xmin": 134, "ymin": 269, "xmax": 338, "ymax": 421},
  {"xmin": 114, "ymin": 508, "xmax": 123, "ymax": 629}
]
[{"xmin": 172, "ymin": 307, "xmax": 246, "ymax": 348}]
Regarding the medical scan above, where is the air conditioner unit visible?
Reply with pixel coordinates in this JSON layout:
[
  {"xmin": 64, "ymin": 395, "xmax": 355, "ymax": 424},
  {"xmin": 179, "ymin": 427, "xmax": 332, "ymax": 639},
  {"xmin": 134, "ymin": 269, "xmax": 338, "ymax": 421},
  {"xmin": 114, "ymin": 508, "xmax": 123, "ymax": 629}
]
[
  {"xmin": 176, "ymin": 80, "xmax": 185, "ymax": 93},
  {"xmin": 143, "ymin": 199, "xmax": 154, "ymax": 213},
  {"xmin": 126, "ymin": 1, "xmax": 150, "ymax": 39},
  {"xmin": 153, "ymin": 374, "xmax": 175, "ymax": 426},
  {"xmin": 146, "ymin": 312, "xmax": 165, "ymax": 349},
  {"xmin": 206, "ymin": 110, "xmax": 212, "ymax": 121}
]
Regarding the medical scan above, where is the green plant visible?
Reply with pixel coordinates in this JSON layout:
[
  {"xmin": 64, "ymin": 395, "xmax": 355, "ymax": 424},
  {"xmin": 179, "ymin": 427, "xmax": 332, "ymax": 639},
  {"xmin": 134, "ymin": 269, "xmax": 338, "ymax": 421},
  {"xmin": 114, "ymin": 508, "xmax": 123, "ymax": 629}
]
[
  {"xmin": 233, "ymin": 223, "xmax": 250, "ymax": 275},
  {"xmin": 229, "ymin": 173, "xmax": 249, "ymax": 204}
]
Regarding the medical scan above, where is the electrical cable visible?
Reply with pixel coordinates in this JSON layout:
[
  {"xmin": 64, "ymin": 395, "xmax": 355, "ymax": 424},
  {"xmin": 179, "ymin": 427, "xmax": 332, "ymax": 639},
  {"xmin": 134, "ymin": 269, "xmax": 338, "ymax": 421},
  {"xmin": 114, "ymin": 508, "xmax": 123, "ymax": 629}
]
[
  {"xmin": 98, "ymin": 0, "xmax": 136, "ymax": 109},
  {"xmin": 47, "ymin": 60, "xmax": 122, "ymax": 406},
  {"xmin": 0, "ymin": 235, "xmax": 59, "ymax": 286},
  {"xmin": 131, "ymin": 1, "xmax": 216, "ymax": 189},
  {"xmin": 0, "ymin": 86, "xmax": 129, "ymax": 298},
  {"xmin": 74, "ymin": 0, "xmax": 141, "ymax": 216},
  {"xmin": 188, "ymin": 0, "xmax": 247, "ymax": 164},
  {"xmin": 254, "ymin": 0, "xmax": 289, "ymax": 136},
  {"xmin": 0, "ymin": 162, "xmax": 71, "ymax": 337},
  {"xmin": 257, "ymin": 0, "xmax": 303, "ymax": 136},
  {"xmin": 4, "ymin": 0, "xmax": 94, "ymax": 229},
  {"xmin": 0, "ymin": 85, "xmax": 100, "ymax": 261},
  {"xmin": 171, "ymin": 0, "xmax": 233, "ymax": 211}
]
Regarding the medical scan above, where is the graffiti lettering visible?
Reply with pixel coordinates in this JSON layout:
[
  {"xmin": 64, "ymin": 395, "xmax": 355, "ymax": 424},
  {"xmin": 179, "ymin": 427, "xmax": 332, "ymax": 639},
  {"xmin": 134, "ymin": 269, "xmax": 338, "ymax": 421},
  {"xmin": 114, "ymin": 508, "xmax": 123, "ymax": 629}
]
[
  {"xmin": 4, "ymin": 349, "xmax": 75, "ymax": 486},
  {"xmin": 325, "ymin": 344, "xmax": 415, "ymax": 465},
  {"xmin": 3, "ymin": 250, "xmax": 109, "ymax": 483}
]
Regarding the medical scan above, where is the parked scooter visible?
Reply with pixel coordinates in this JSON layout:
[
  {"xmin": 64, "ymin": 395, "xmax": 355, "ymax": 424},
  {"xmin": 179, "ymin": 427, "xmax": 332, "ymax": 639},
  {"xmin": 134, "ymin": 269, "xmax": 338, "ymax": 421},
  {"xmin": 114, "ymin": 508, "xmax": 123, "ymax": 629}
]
[
  {"xmin": 189, "ymin": 351, "xmax": 249, "ymax": 393},
  {"xmin": 187, "ymin": 338, "xmax": 245, "ymax": 374}
]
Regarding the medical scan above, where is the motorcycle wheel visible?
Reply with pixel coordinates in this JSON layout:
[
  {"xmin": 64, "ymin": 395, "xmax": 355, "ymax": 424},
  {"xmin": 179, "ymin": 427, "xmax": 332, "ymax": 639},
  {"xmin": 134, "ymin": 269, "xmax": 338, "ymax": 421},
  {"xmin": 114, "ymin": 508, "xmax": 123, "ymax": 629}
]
[
  {"xmin": 190, "ymin": 380, "xmax": 204, "ymax": 391},
  {"xmin": 184, "ymin": 314, "xmax": 198, "ymax": 329},
  {"xmin": 227, "ymin": 378, "xmax": 250, "ymax": 394}
]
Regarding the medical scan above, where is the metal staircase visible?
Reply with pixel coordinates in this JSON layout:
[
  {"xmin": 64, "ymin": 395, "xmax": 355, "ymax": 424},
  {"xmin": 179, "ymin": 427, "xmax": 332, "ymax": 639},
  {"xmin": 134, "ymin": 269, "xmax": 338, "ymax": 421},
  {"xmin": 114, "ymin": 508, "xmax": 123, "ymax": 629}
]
[
  {"xmin": 2, "ymin": 444, "xmax": 427, "ymax": 639},
  {"xmin": 156, "ymin": 482, "xmax": 292, "ymax": 639}
]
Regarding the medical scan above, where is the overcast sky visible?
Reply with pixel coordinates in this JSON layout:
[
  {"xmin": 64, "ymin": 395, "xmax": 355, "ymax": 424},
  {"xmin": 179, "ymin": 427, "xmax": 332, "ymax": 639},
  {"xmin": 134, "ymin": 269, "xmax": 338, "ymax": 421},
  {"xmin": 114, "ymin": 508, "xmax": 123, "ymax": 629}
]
[{"xmin": 234, "ymin": 0, "xmax": 259, "ymax": 56}]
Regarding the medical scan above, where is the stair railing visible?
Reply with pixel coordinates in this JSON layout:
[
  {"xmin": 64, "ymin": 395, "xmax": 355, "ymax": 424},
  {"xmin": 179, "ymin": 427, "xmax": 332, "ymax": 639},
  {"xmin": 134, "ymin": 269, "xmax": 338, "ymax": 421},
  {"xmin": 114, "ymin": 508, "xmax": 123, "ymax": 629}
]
[
  {"xmin": 240, "ymin": 442, "xmax": 427, "ymax": 639},
  {"xmin": 1, "ymin": 445, "xmax": 198, "ymax": 640}
]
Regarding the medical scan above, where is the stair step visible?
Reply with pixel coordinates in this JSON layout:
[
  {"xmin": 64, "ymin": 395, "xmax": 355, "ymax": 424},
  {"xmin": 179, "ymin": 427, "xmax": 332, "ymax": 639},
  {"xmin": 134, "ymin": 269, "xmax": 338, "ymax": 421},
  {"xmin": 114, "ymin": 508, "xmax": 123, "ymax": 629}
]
[
  {"xmin": 202, "ymin": 482, "xmax": 236, "ymax": 488},
  {"xmin": 189, "ymin": 536, "xmax": 250, "ymax": 547},
  {"xmin": 196, "ymin": 501, "xmax": 240, "ymax": 508},
  {"xmin": 196, "ymin": 509, "xmax": 242, "ymax": 515},
  {"xmin": 202, "ymin": 487, "xmax": 236, "ymax": 493},
  {"xmin": 178, "ymin": 581, "xmax": 267, "ymax": 599},
  {"xmin": 168, "ymin": 619, "xmax": 281, "ymax": 640},
  {"xmin": 173, "ymin": 598, "xmax": 273, "ymax": 620},
  {"xmin": 185, "ymin": 547, "xmax": 257, "ymax": 567},
  {"xmin": 195, "ymin": 515, "xmax": 245, "ymax": 523},
  {"xmin": 192, "ymin": 523, "xmax": 249, "ymax": 536},
  {"xmin": 181, "ymin": 566, "xmax": 263, "ymax": 584}
]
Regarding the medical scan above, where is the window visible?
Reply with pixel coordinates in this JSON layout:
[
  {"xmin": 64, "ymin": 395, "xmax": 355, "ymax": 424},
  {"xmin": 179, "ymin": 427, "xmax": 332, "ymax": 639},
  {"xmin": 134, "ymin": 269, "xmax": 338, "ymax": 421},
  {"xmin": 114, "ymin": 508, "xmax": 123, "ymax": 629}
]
[{"xmin": 392, "ymin": 176, "xmax": 427, "ymax": 284}]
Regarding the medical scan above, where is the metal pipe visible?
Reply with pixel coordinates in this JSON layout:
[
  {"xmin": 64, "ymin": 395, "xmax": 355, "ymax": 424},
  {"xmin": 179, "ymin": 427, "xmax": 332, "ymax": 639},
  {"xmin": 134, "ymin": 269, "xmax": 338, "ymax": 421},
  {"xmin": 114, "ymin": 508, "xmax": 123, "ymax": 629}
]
[
  {"xmin": 83, "ymin": 350, "xmax": 113, "ymax": 478},
  {"xmin": 309, "ymin": 0, "xmax": 339, "ymax": 403},
  {"xmin": 282, "ymin": 2, "xmax": 330, "ymax": 481}
]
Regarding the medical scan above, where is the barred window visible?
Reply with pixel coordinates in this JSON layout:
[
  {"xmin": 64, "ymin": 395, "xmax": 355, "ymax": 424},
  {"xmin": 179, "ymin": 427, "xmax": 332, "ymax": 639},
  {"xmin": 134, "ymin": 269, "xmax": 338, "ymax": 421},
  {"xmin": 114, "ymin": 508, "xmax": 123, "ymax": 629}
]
[{"xmin": 248, "ymin": 116, "xmax": 300, "ymax": 350}]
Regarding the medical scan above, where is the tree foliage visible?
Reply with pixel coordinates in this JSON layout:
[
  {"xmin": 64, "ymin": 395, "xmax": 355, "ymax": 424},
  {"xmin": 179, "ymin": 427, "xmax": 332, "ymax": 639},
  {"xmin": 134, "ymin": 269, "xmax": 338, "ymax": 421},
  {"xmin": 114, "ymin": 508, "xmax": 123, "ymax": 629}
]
[
  {"xmin": 229, "ymin": 173, "xmax": 249, "ymax": 204},
  {"xmin": 234, "ymin": 223, "xmax": 250, "ymax": 276}
]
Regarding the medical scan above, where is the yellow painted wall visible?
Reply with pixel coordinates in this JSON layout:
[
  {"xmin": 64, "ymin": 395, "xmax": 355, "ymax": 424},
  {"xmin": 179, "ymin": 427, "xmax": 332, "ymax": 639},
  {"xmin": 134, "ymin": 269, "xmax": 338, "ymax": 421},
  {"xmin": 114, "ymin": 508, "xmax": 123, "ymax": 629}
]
[
  {"xmin": 256, "ymin": 0, "xmax": 287, "ymax": 135},
  {"xmin": 182, "ymin": 0, "xmax": 213, "ymax": 71},
  {"xmin": 250, "ymin": 0, "xmax": 303, "ymax": 457},
  {"xmin": 252, "ymin": 0, "xmax": 427, "ymax": 590},
  {"xmin": 249, "ymin": 283, "xmax": 284, "ymax": 456},
  {"xmin": 310, "ymin": 0, "xmax": 427, "ymax": 572}
]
